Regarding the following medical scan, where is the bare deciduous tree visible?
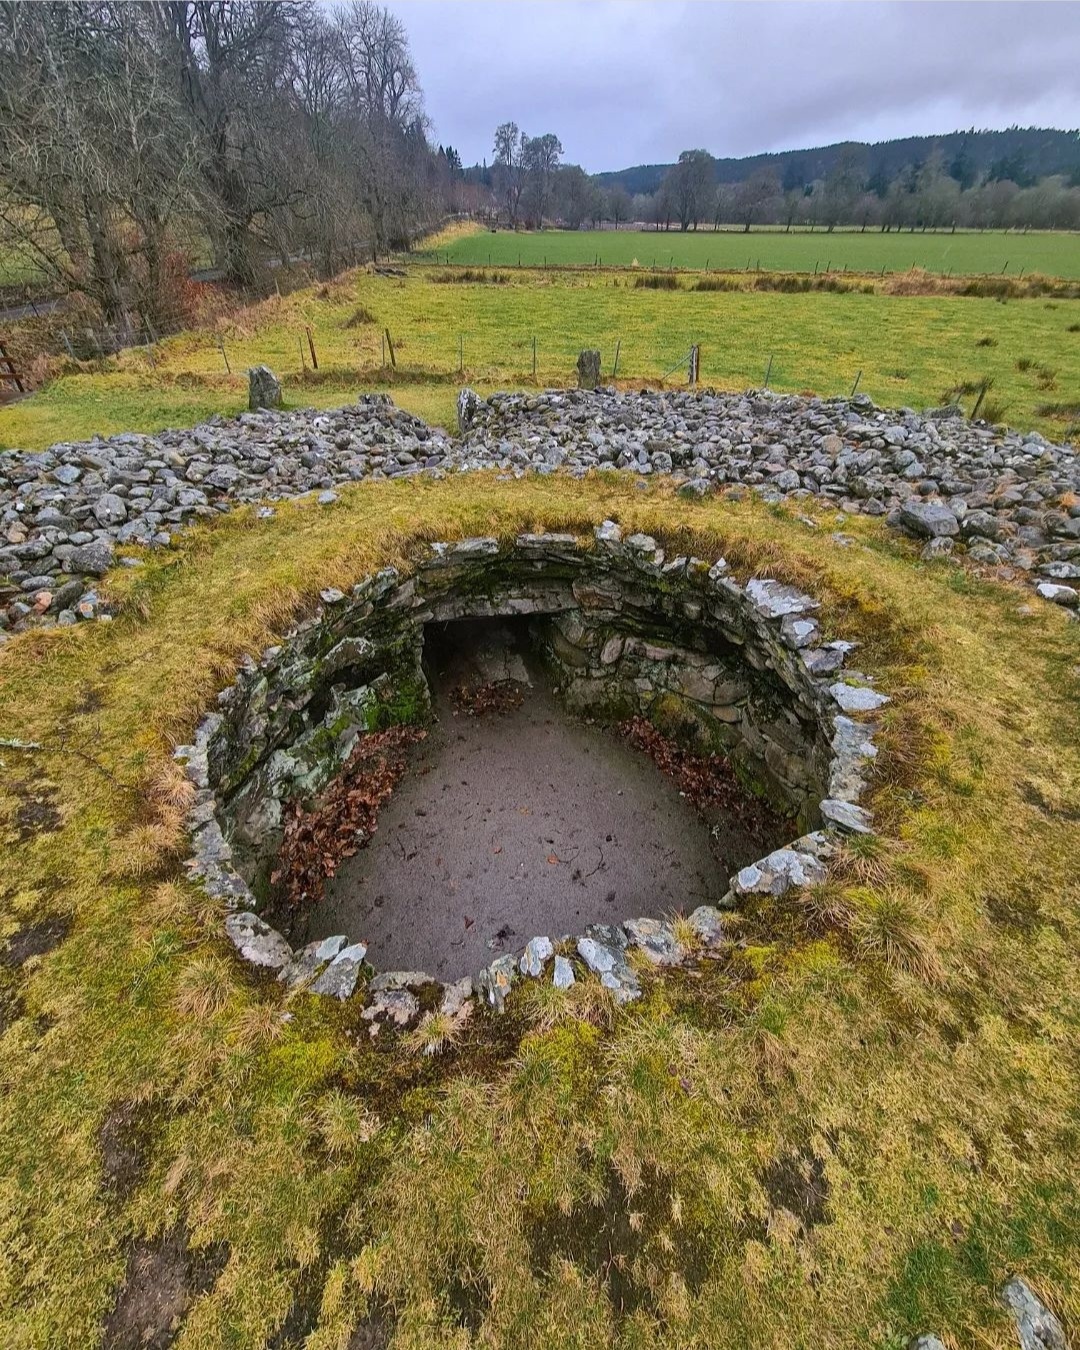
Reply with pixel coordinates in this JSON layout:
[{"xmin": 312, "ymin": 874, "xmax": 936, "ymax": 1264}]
[
  {"xmin": 664, "ymin": 149, "xmax": 715, "ymax": 231},
  {"xmin": 521, "ymin": 132, "xmax": 562, "ymax": 226},
  {"xmin": 493, "ymin": 121, "xmax": 524, "ymax": 226}
]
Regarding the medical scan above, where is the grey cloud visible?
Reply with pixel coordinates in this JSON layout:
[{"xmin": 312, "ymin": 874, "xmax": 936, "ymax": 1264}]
[{"xmin": 383, "ymin": 0, "xmax": 1080, "ymax": 170}]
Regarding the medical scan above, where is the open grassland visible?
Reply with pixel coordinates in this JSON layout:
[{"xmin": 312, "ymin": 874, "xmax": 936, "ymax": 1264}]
[
  {"xmin": 431, "ymin": 224, "xmax": 1080, "ymax": 279},
  {"xmin": 1, "ymin": 473, "xmax": 1078, "ymax": 1347},
  {"xmin": 2, "ymin": 265, "xmax": 1079, "ymax": 451}
]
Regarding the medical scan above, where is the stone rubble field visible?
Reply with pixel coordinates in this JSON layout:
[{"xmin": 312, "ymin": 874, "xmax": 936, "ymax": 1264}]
[{"xmin": 1, "ymin": 385, "xmax": 1078, "ymax": 634}]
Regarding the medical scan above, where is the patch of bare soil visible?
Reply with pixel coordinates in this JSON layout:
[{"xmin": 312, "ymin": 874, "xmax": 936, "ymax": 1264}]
[
  {"xmin": 10, "ymin": 782, "xmax": 62, "ymax": 841},
  {"xmin": 102, "ymin": 1227, "xmax": 229, "ymax": 1350},
  {"xmin": 0, "ymin": 914, "xmax": 71, "ymax": 967},
  {"xmin": 266, "ymin": 1264, "xmax": 391, "ymax": 1350},
  {"xmin": 0, "ymin": 984, "xmax": 24, "ymax": 1035},
  {"xmin": 762, "ymin": 1148, "xmax": 831, "ymax": 1231},
  {"xmin": 528, "ymin": 1164, "xmax": 710, "ymax": 1319},
  {"xmin": 99, "ymin": 1099, "xmax": 159, "ymax": 1203}
]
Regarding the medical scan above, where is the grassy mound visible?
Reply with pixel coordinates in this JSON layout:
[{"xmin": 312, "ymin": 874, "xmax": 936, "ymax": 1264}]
[{"xmin": 1, "ymin": 473, "xmax": 1078, "ymax": 1348}]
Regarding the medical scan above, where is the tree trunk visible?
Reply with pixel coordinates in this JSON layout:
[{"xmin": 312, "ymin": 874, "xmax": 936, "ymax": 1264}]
[{"xmin": 83, "ymin": 192, "xmax": 128, "ymax": 328}]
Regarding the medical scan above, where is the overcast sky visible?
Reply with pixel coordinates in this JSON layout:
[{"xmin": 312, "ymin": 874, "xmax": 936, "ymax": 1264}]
[{"xmin": 387, "ymin": 1, "xmax": 1080, "ymax": 172}]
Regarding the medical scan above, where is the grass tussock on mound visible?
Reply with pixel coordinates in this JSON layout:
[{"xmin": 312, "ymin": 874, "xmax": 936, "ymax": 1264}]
[{"xmin": 1, "ymin": 474, "xmax": 1079, "ymax": 1348}]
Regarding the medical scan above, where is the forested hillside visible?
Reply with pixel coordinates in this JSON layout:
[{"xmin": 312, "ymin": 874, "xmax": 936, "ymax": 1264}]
[{"xmin": 595, "ymin": 127, "xmax": 1080, "ymax": 196}]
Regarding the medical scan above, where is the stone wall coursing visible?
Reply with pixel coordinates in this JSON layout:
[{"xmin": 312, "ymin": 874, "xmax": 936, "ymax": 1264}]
[
  {"xmin": 3, "ymin": 387, "xmax": 1078, "ymax": 634},
  {"xmin": 176, "ymin": 526, "xmax": 887, "ymax": 1021}
]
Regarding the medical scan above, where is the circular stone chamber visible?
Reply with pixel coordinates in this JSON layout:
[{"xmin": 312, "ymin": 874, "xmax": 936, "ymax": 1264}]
[{"xmin": 179, "ymin": 524, "xmax": 885, "ymax": 1015}]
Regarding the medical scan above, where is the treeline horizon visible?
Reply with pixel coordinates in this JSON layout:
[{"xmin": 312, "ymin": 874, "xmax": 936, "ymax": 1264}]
[{"xmin": 462, "ymin": 125, "xmax": 1080, "ymax": 234}]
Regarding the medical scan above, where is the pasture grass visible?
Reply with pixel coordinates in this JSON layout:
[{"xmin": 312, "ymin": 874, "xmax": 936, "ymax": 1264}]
[
  {"xmin": 2, "ymin": 265, "xmax": 1079, "ymax": 451},
  {"xmin": 430, "ymin": 223, "xmax": 1080, "ymax": 280},
  {"xmin": 1, "ymin": 473, "xmax": 1078, "ymax": 1347}
]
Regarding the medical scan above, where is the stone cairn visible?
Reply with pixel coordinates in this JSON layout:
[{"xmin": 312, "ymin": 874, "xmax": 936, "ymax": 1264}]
[{"xmin": 2, "ymin": 386, "xmax": 1078, "ymax": 635}]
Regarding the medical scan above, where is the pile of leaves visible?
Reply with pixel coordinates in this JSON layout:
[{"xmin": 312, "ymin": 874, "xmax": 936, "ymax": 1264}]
[
  {"xmin": 449, "ymin": 680, "xmax": 526, "ymax": 717},
  {"xmin": 272, "ymin": 726, "xmax": 424, "ymax": 913},
  {"xmin": 619, "ymin": 715, "xmax": 793, "ymax": 839}
]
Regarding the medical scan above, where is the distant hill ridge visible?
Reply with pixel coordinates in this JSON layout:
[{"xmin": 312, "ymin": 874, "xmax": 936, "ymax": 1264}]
[{"xmin": 594, "ymin": 127, "xmax": 1080, "ymax": 194}]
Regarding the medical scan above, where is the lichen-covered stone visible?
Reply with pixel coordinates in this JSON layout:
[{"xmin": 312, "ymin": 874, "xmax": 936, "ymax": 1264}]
[
  {"xmin": 733, "ymin": 847, "xmax": 827, "ymax": 897},
  {"xmin": 828, "ymin": 682, "xmax": 890, "ymax": 713},
  {"xmin": 623, "ymin": 916, "xmax": 682, "ymax": 965},
  {"xmin": 576, "ymin": 935, "xmax": 640, "ymax": 1003},
  {"xmin": 552, "ymin": 955, "xmax": 576, "ymax": 989},
  {"xmin": 310, "ymin": 941, "xmax": 368, "ymax": 999},
  {"xmin": 248, "ymin": 364, "xmax": 281, "ymax": 411},
  {"xmin": 520, "ymin": 936, "xmax": 554, "ymax": 977},
  {"xmin": 477, "ymin": 953, "xmax": 518, "ymax": 1011},
  {"xmin": 224, "ymin": 912, "xmax": 292, "ymax": 970},
  {"xmin": 279, "ymin": 934, "xmax": 348, "ymax": 989},
  {"xmin": 361, "ymin": 988, "xmax": 419, "ymax": 1029},
  {"xmin": 999, "ymin": 1276, "xmax": 1068, "ymax": 1350}
]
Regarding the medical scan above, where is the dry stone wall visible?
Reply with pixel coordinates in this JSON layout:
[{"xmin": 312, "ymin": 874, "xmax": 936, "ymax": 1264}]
[{"xmin": 176, "ymin": 525, "xmax": 886, "ymax": 1023}]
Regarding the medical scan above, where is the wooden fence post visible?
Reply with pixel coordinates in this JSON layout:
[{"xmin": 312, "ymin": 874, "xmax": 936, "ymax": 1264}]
[
  {"xmin": 305, "ymin": 325, "xmax": 318, "ymax": 370},
  {"xmin": 384, "ymin": 328, "xmax": 396, "ymax": 369},
  {"xmin": 0, "ymin": 341, "xmax": 24, "ymax": 393}
]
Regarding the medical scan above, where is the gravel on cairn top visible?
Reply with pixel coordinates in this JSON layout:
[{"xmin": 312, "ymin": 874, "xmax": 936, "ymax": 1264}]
[{"xmin": 1, "ymin": 386, "xmax": 1078, "ymax": 635}]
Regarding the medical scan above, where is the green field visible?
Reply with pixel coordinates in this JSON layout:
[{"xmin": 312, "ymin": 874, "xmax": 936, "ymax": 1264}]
[
  {"xmin": 430, "ymin": 226, "xmax": 1080, "ymax": 280},
  {"xmin": 2, "ymin": 267, "xmax": 1078, "ymax": 451}
]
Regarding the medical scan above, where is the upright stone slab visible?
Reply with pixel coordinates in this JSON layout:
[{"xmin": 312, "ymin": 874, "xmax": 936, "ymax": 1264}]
[
  {"xmin": 248, "ymin": 365, "xmax": 282, "ymax": 411},
  {"xmin": 457, "ymin": 387, "xmax": 480, "ymax": 434},
  {"xmin": 576, "ymin": 349, "xmax": 601, "ymax": 390}
]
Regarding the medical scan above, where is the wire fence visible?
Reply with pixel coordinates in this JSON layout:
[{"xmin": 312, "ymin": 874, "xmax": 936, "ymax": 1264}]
[{"xmin": 2, "ymin": 288, "xmax": 896, "ymax": 410}]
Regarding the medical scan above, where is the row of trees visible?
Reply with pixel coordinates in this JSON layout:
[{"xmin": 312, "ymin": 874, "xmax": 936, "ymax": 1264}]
[
  {"xmin": 0, "ymin": 1, "xmax": 453, "ymax": 326},
  {"xmin": 472, "ymin": 129, "xmax": 1080, "ymax": 235},
  {"xmin": 650, "ymin": 147, "xmax": 1080, "ymax": 232}
]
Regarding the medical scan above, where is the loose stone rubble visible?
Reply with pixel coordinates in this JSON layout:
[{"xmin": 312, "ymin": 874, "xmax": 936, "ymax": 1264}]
[
  {"xmin": 175, "ymin": 527, "xmax": 886, "ymax": 1025},
  {"xmin": 2, "ymin": 387, "xmax": 1077, "ymax": 634}
]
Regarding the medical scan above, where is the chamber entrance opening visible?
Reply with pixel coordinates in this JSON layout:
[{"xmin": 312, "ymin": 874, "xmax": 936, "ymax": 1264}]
[{"xmin": 284, "ymin": 616, "xmax": 780, "ymax": 980}]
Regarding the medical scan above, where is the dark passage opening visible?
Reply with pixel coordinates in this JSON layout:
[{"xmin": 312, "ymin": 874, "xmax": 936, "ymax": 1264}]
[{"xmin": 294, "ymin": 617, "xmax": 779, "ymax": 980}]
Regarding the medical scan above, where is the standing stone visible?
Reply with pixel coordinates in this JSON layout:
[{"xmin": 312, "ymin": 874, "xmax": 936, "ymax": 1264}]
[
  {"xmin": 248, "ymin": 365, "xmax": 282, "ymax": 411},
  {"xmin": 576, "ymin": 350, "xmax": 601, "ymax": 390},
  {"xmin": 457, "ymin": 387, "xmax": 480, "ymax": 434}
]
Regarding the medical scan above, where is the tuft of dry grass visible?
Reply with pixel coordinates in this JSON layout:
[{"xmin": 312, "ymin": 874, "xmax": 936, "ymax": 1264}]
[
  {"xmin": 173, "ymin": 955, "xmax": 234, "ymax": 1020},
  {"xmin": 405, "ymin": 1010, "xmax": 465, "ymax": 1057}
]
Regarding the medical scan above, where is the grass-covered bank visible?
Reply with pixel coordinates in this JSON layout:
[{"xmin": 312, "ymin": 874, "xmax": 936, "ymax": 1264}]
[
  {"xmin": 1, "ymin": 472, "xmax": 1078, "ymax": 1347},
  {"xmin": 2, "ymin": 265, "xmax": 1078, "ymax": 452}
]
